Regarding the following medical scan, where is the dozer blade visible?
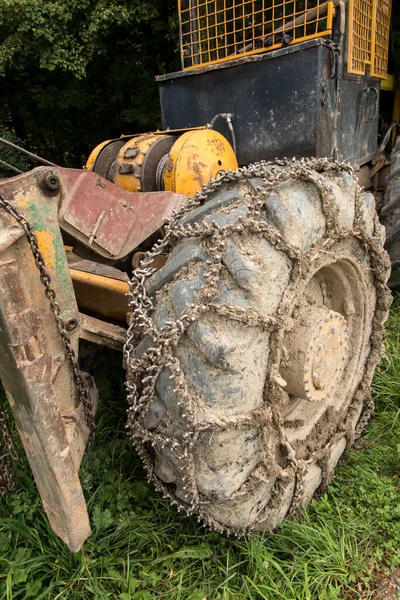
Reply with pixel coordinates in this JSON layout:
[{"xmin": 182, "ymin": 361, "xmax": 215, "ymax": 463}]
[{"xmin": 0, "ymin": 171, "xmax": 98, "ymax": 552}]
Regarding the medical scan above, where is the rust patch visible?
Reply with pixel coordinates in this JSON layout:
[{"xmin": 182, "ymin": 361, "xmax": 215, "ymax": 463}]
[{"xmin": 207, "ymin": 137, "xmax": 226, "ymax": 154}]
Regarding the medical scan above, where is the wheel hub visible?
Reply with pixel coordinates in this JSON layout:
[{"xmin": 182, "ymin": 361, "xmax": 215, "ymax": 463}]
[{"xmin": 280, "ymin": 306, "xmax": 349, "ymax": 402}]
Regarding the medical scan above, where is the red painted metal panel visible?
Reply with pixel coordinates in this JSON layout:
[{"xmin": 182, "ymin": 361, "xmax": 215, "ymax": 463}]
[{"xmin": 57, "ymin": 168, "xmax": 187, "ymax": 259}]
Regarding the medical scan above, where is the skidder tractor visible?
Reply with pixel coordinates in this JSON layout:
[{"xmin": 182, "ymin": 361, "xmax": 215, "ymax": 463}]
[{"xmin": 0, "ymin": 0, "xmax": 398, "ymax": 551}]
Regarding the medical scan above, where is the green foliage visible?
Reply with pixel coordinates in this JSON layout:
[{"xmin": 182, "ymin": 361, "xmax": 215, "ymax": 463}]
[
  {"xmin": 0, "ymin": 0, "xmax": 180, "ymax": 167},
  {"xmin": 0, "ymin": 296, "xmax": 400, "ymax": 599},
  {"xmin": 0, "ymin": 0, "xmax": 161, "ymax": 79}
]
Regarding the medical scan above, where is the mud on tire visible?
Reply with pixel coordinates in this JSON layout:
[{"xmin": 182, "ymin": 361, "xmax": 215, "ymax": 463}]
[{"xmin": 127, "ymin": 161, "xmax": 391, "ymax": 534}]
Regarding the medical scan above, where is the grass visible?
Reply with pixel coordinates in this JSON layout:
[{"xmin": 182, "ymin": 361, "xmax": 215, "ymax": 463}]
[{"xmin": 1, "ymin": 296, "xmax": 400, "ymax": 599}]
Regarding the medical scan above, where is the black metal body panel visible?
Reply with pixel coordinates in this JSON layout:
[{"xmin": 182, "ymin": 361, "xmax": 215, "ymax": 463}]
[
  {"xmin": 338, "ymin": 78, "xmax": 380, "ymax": 165},
  {"xmin": 157, "ymin": 39, "xmax": 380, "ymax": 166}
]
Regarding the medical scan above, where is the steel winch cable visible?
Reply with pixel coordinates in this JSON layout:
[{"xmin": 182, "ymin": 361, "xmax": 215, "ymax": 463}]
[
  {"xmin": 0, "ymin": 158, "xmax": 23, "ymax": 174},
  {"xmin": 0, "ymin": 137, "xmax": 57, "ymax": 167}
]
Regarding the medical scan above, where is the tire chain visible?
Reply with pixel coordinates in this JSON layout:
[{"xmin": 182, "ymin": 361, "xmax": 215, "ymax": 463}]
[
  {"xmin": 124, "ymin": 157, "xmax": 391, "ymax": 535},
  {"xmin": 0, "ymin": 192, "xmax": 96, "ymax": 495}
]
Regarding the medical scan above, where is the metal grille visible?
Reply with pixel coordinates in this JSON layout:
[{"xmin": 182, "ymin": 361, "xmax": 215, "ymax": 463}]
[
  {"xmin": 348, "ymin": 0, "xmax": 391, "ymax": 79},
  {"xmin": 373, "ymin": 0, "xmax": 391, "ymax": 78},
  {"xmin": 179, "ymin": 0, "xmax": 335, "ymax": 70}
]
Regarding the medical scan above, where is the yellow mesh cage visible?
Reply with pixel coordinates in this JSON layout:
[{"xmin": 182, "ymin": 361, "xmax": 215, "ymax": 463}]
[
  {"xmin": 373, "ymin": 0, "xmax": 391, "ymax": 77},
  {"xmin": 348, "ymin": 0, "xmax": 392, "ymax": 79},
  {"xmin": 179, "ymin": 0, "xmax": 335, "ymax": 70}
]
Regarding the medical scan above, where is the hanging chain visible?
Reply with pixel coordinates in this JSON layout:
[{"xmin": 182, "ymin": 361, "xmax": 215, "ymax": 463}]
[{"xmin": 0, "ymin": 191, "xmax": 96, "ymax": 493}]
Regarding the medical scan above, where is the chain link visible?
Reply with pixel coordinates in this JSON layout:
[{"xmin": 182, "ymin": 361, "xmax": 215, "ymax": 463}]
[
  {"xmin": 124, "ymin": 157, "xmax": 391, "ymax": 534},
  {"xmin": 0, "ymin": 191, "xmax": 96, "ymax": 493}
]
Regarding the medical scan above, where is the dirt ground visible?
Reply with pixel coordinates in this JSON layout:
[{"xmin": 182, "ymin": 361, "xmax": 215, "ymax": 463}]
[{"xmin": 371, "ymin": 566, "xmax": 400, "ymax": 599}]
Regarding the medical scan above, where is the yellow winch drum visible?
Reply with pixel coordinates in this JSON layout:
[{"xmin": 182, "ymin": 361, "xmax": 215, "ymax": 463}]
[{"xmin": 86, "ymin": 129, "xmax": 238, "ymax": 198}]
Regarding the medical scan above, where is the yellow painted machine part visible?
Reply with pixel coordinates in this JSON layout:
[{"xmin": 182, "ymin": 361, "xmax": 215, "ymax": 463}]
[
  {"xmin": 163, "ymin": 129, "xmax": 238, "ymax": 197},
  {"xmin": 381, "ymin": 74, "xmax": 397, "ymax": 92},
  {"xmin": 85, "ymin": 128, "xmax": 237, "ymax": 197},
  {"xmin": 113, "ymin": 134, "xmax": 169, "ymax": 193},
  {"xmin": 85, "ymin": 139, "xmax": 112, "ymax": 171},
  {"xmin": 347, "ymin": 0, "xmax": 391, "ymax": 79},
  {"xmin": 70, "ymin": 268, "xmax": 129, "ymax": 324}
]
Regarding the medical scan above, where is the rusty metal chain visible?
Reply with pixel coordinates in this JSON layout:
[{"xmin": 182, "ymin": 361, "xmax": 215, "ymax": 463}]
[
  {"xmin": 354, "ymin": 392, "xmax": 375, "ymax": 439},
  {"xmin": 124, "ymin": 157, "xmax": 390, "ymax": 533},
  {"xmin": 0, "ymin": 191, "xmax": 95, "ymax": 493}
]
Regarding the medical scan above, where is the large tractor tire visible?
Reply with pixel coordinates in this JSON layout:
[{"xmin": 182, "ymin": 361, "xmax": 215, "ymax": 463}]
[
  {"xmin": 381, "ymin": 136, "xmax": 400, "ymax": 289},
  {"xmin": 126, "ymin": 160, "xmax": 391, "ymax": 534}
]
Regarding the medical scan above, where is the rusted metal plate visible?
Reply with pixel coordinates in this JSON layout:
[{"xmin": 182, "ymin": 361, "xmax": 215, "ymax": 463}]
[
  {"xmin": 67, "ymin": 256, "xmax": 130, "ymax": 282},
  {"xmin": 57, "ymin": 167, "xmax": 187, "ymax": 259},
  {"xmin": 0, "ymin": 171, "xmax": 98, "ymax": 552},
  {"xmin": 79, "ymin": 313, "xmax": 126, "ymax": 351}
]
